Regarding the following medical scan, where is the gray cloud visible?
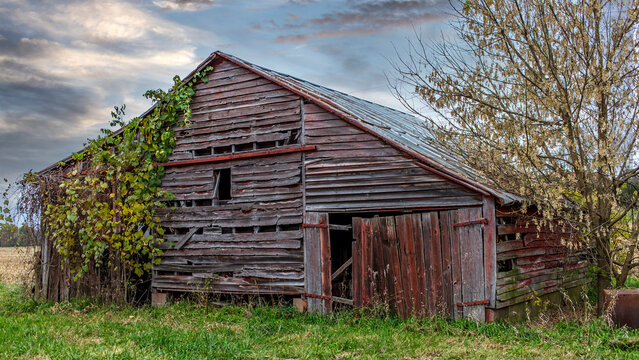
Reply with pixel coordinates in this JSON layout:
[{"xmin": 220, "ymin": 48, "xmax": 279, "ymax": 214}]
[
  {"xmin": 153, "ymin": 0, "xmax": 218, "ymax": 11},
  {"xmin": 0, "ymin": 0, "xmax": 214, "ymax": 184},
  {"xmin": 270, "ymin": 0, "xmax": 450, "ymax": 43}
]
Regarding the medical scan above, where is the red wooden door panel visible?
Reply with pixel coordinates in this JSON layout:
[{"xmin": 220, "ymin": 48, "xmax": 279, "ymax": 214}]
[{"xmin": 352, "ymin": 208, "xmax": 486, "ymax": 320}]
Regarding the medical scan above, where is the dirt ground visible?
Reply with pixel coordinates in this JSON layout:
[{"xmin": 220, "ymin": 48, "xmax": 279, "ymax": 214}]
[{"xmin": 0, "ymin": 247, "xmax": 36, "ymax": 284}]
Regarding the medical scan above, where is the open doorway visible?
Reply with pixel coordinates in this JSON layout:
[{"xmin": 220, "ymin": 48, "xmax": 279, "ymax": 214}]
[{"xmin": 328, "ymin": 213, "xmax": 354, "ymax": 305}]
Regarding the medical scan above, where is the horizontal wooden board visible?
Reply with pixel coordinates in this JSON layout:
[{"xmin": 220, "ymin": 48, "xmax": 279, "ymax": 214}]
[{"xmin": 154, "ymin": 58, "xmax": 305, "ymax": 295}]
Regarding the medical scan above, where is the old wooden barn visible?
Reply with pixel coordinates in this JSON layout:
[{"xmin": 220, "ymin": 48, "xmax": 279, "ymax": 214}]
[{"xmin": 39, "ymin": 51, "xmax": 590, "ymax": 321}]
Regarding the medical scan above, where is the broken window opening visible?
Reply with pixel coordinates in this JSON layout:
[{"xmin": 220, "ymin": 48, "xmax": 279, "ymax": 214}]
[{"xmin": 216, "ymin": 168, "xmax": 232, "ymax": 202}]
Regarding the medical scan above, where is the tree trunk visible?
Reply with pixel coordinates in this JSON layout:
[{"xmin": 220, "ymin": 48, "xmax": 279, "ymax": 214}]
[{"xmin": 596, "ymin": 236, "xmax": 612, "ymax": 315}]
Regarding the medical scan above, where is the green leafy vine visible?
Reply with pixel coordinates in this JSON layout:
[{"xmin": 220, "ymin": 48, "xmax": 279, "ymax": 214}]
[{"xmin": 38, "ymin": 66, "xmax": 213, "ymax": 281}]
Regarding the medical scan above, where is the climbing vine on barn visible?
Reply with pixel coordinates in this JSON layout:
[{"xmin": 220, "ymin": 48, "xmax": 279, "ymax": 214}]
[{"xmin": 33, "ymin": 67, "xmax": 214, "ymax": 283}]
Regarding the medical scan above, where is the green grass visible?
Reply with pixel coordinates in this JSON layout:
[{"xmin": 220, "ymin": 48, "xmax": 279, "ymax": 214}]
[
  {"xmin": 0, "ymin": 283, "xmax": 638, "ymax": 359},
  {"xmin": 625, "ymin": 276, "xmax": 639, "ymax": 289}
]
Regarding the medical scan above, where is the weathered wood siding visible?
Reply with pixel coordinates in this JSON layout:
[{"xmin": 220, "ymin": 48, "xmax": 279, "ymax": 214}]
[
  {"xmin": 153, "ymin": 59, "xmax": 305, "ymax": 294},
  {"xmin": 495, "ymin": 206, "xmax": 590, "ymax": 309},
  {"xmin": 352, "ymin": 209, "xmax": 486, "ymax": 321},
  {"xmin": 303, "ymin": 103, "xmax": 483, "ymax": 212}
]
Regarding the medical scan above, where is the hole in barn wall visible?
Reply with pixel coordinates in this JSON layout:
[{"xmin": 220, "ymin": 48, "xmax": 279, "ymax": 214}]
[
  {"xmin": 259, "ymin": 225, "xmax": 277, "ymax": 233},
  {"xmin": 235, "ymin": 226, "xmax": 254, "ymax": 234},
  {"xmin": 279, "ymin": 224, "xmax": 301, "ymax": 232},
  {"xmin": 497, "ymin": 216, "xmax": 517, "ymax": 225},
  {"xmin": 172, "ymin": 227, "xmax": 190, "ymax": 235},
  {"xmin": 288, "ymin": 129, "xmax": 300, "ymax": 144},
  {"xmin": 194, "ymin": 199, "xmax": 212, "ymax": 207},
  {"xmin": 234, "ymin": 142, "xmax": 254, "ymax": 152},
  {"xmin": 217, "ymin": 168, "xmax": 232, "ymax": 202},
  {"xmin": 193, "ymin": 147, "xmax": 212, "ymax": 157},
  {"xmin": 497, "ymin": 259, "xmax": 514, "ymax": 273},
  {"xmin": 214, "ymin": 145, "xmax": 232, "ymax": 154},
  {"xmin": 256, "ymin": 141, "xmax": 277, "ymax": 149},
  {"xmin": 498, "ymin": 233, "xmax": 519, "ymax": 242}
]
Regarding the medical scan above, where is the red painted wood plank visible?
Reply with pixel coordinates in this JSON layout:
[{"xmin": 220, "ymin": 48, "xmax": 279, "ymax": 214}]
[
  {"xmin": 428, "ymin": 211, "xmax": 443, "ymax": 316},
  {"xmin": 159, "ymin": 145, "xmax": 316, "ymax": 167},
  {"xmin": 405, "ymin": 214, "xmax": 421, "ymax": 316},
  {"xmin": 396, "ymin": 215, "xmax": 417, "ymax": 316},
  {"xmin": 362, "ymin": 218, "xmax": 373, "ymax": 306},
  {"xmin": 351, "ymin": 219, "xmax": 361, "ymax": 307},
  {"xmin": 387, "ymin": 216, "xmax": 406, "ymax": 318},
  {"xmin": 421, "ymin": 212, "xmax": 436, "ymax": 315},
  {"xmin": 370, "ymin": 217, "xmax": 386, "ymax": 307},
  {"xmin": 411, "ymin": 213, "xmax": 428, "ymax": 317},
  {"xmin": 353, "ymin": 243, "xmax": 362, "ymax": 307},
  {"xmin": 439, "ymin": 210, "xmax": 454, "ymax": 318}
]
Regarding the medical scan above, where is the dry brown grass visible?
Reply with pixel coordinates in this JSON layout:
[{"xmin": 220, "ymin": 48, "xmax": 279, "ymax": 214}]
[{"xmin": 0, "ymin": 246, "xmax": 37, "ymax": 284}]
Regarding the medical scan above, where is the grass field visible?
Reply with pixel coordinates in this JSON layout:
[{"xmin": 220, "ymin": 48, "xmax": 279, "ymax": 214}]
[
  {"xmin": 0, "ymin": 247, "xmax": 36, "ymax": 284},
  {"xmin": 0, "ymin": 283, "xmax": 638, "ymax": 359}
]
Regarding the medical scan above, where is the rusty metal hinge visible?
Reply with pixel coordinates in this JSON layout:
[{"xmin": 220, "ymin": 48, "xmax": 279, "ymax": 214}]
[
  {"xmin": 303, "ymin": 293, "xmax": 332, "ymax": 301},
  {"xmin": 453, "ymin": 218, "xmax": 488, "ymax": 227},
  {"xmin": 456, "ymin": 300, "xmax": 490, "ymax": 307},
  {"xmin": 302, "ymin": 223, "xmax": 329, "ymax": 229}
]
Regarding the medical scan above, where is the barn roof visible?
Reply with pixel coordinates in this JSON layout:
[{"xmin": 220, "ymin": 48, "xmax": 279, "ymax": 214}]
[
  {"xmin": 40, "ymin": 51, "xmax": 520, "ymax": 205},
  {"xmin": 213, "ymin": 52, "xmax": 520, "ymax": 205}
]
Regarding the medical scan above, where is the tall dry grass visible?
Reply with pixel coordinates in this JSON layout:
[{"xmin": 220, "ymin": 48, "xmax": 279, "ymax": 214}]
[{"xmin": 0, "ymin": 247, "xmax": 37, "ymax": 284}]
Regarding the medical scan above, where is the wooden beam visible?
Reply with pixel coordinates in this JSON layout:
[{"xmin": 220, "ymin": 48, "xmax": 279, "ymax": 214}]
[
  {"xmin": 332, "ymin": 296, "xmax": 353, "ymax": 306},
  {"xmin": 331, "ymin": 257, "xmax": 352, "ymax": 281},
  {"xmin": 174, "ymin": 227, "xmax": 200, "ymax": 250},
  {"xmin": 483, "ymin": 196, "xmax": 497, "ymax": 308},
  {"xmin": 329, "ymin": 224, "xmax": 352, "ymax": 231},
  {"xmin": 159, "ymin": 145, "xmax": 316, "ymax": 167},
  {"xmin": 319, "ymin": 213, "xmax": 332, "ymax": 313}
]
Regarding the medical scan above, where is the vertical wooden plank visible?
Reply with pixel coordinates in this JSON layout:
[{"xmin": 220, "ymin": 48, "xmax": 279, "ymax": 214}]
[
  {"xmin": 459, "ymin": 208, "xmax": 473, "ymax": 319},
  {"xmin": 483, "ymin": 196, "xmax": 497, "ymax": 310},
  {"xmin": 352, "ymin": 219, "xmax": 362, "ymax": 307},
  {"xmin": 300, "ymin": 98, "xmax": 307, "ymax": 221},
  {"xmin": 460, "ymin": 207, "xmax": 486, "ymax": 321},
  {"xmin": 395, "ymin": 215, "xmax": 408, "ymax": 315},
  {"xmin": 41, "ymin": 232, "xmax": 50, "ymax": 299},
  {"xmin": 319, "ymin": 213, "xmax": 332, "ymax": 313},
  {"xmin": 362, "ymin": 218, "xmax": 373, "ymax": 306},
  {"xmin": 421, "ymin": 212, "xmax": 435, "ymax": 315},
  {"xmin": 353, "ymin": 241, "xmax": 362, "ymax": 307},
  {"xmin": 396, "ymin": 215, "xmax": 410, "ymax": 316},
  {"xmin": 469, "ymin": 206, "xmax": 486, "ymax": 321},
  {"xmin": 409, "ymin": 213, "xmax": 427, "ymax": 317},
  {"xmin": 386, "ymin": 216, "xmax": 406, "ymax": 318},
  {"xmin": 304, "ymin": 212, "xmax": 321, "ymax": 313},
  {"xmin": 439, "ymin": 211, "xmax": 454, "ymax": 318},
  {"xmin": 449, "ymin": 210, "xmax": 463, "ymax": 320},
  {"xmin": 398, "ymin": 214, "xmax": 420, "ymax": 317},
  {"xmin": 428, "ymin": 212, "xmax": 443, "ymax": 316},
  {"xmin": 372, "ymin": 216, "xmax": 390, "ymax": 308},
  {"xmin": 376, "ymin": 216, "xmax": 394, "ymax": 313}
]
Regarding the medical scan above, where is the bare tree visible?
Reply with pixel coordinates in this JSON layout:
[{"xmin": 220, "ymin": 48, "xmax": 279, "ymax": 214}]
[{"xmin": 392, "ymin": 0, "xmax": 639, "ymax": 313}]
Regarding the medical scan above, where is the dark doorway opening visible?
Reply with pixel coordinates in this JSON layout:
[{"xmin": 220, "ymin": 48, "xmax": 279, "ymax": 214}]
[{"xmin": 328, "ymin": 214, "xmax": 354, "ymax": 304}]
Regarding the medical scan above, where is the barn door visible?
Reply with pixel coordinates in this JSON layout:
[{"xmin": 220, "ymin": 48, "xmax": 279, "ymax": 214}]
[
  {"xmin": 352, "ymin": 208, "xmax": 486, "ymax": 321},
  {"xmin": 303, "ymin": 212, "xmax": 332, "ymax": 314}
]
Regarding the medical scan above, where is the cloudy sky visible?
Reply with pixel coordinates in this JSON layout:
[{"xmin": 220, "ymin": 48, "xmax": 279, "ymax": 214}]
[{"xmin": 0, "ymin": 0, "xmax": 452, "ymax": 184}]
